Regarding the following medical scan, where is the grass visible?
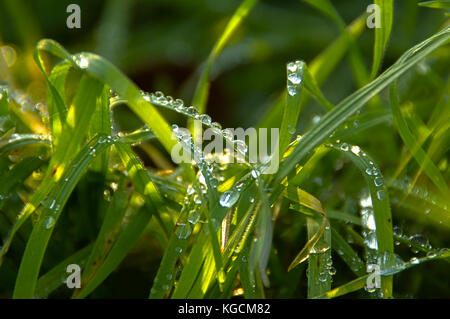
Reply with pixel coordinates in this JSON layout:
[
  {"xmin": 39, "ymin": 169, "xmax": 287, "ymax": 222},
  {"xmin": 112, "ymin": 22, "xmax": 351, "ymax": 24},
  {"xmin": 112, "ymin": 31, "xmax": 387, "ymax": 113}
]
[{"xmin": 0, "ymin": 0, "xmax": 449, "ymax": 299}]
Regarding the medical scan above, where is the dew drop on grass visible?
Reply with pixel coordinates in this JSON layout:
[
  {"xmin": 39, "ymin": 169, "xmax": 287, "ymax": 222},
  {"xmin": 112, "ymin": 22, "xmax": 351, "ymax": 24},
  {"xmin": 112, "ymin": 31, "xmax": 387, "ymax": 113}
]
[
  {"xmin": 77, "ymin": 56, "xmax": 89, "ymax": 69},
  {"xmin": 187, "ymin": 106, "xmax": 198, "ymax": 116},
  {"xmin": 374, "ymin": 177, "xmax": 384, "ymax": 187},
  {"xmin": 376, "ymin": 190, "xmax": 386, "ymax": 201},
  {"xmin": 187, "ymin": 210, "xmax": 199, "ymax": 225},
  {"xmin": 409, "ymin": 257, "xmax": 420, "ymax": 264},
  {"xmin": 409, "ymin": 234, "xmax": 431, "ymax": 249},
  {"xmin": 287, "ymin": 62, "xmax": 297, "ymax": 72},
  {"xmin": 175, "ymin": 247, "xmax": 183, "ymax": 254},
  {"xmin": 234, "ymin": 140, "xmax": 248, "ymax": 154},
  {"xmin": 197, "ymin": 114, "xmax": 212, "ymax": 125},
  {"xmin": 44, "ymin": 217, "xmax": 55, "ymax": 229},
  {"xmin": 176, "ymin": 223, "xmax": 192, "ymax": 239},
  {"xmin": 219, "ymin": 191, "xmax": 240, "ymax": 208},
  {"xmin": 328, "ymin": 267, "xmax": 336, "ymax": 276},
  {"xmin": 340, "ymin": 143, "xmax": 349, "ymax": 152},
  {"xmin": 287, "ymin": 85, "xmax": 297, "ymax": 96},
  {"xmin": 251, "ymin": 169, "xmax": 260, "ymax": 179},
  {"xmin": 288, "ymin": 73, "xmax": 302, "ymax": 84}
]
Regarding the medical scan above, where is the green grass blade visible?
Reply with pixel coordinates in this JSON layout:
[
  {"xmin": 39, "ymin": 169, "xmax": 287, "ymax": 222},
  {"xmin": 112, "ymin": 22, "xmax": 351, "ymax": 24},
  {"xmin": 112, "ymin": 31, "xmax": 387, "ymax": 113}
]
[
  {"xmin": 74, "ymin": 142, "xmax": 165, "ymax": 298},
  {"xmin": 371, "ymin": 0, "xmax": 394, "ymax": 80},
  {"xmin": 328, "ymin": 142, "xmax": 394, "ymax": 298},
  {"xmin": 319, "ymin": 248, "xmax": 450, "ymax": 298},
  {"xmin": 419, "ymin": 1, "xmax": 450, "ymax": 9},
  {"xmin": 275, "ymin": 26, "xmax": 450, "ymax": 184},
  {"xmin": 36, "ymin": 245, "xmax": 92, "ymax": 298},
  {"xmin": 35, "ymin": 39, "xmax": 176, "ymax": 153}
]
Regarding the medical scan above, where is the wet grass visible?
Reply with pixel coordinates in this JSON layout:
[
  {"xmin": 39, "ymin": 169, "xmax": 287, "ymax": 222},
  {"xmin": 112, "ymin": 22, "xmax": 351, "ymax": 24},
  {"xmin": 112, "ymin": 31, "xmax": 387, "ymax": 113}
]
[{"xmin": 0, "ymin": 0, "xmax": 449, "ymax": 299}]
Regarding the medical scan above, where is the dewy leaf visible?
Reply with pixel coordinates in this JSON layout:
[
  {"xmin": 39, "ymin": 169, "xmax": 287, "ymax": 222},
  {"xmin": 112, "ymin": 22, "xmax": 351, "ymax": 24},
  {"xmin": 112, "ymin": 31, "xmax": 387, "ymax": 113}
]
[
  {"xmin": 74, "ymin": 142, "xmax": 165, "ymax": 298},
  {"xmin": 418, "ymin": 1, "xmax": 450, "ymax": 9},
  {"xmin": 327, "ymin": 142, "xmax": 394, "ymax": 298},
  {"xmin": 371, "ymin": 0, "xmax": 394, "ymax": 80},
  {"xmin": 275, "ymin": 26, "xmax": 450, "ymax": 184}
]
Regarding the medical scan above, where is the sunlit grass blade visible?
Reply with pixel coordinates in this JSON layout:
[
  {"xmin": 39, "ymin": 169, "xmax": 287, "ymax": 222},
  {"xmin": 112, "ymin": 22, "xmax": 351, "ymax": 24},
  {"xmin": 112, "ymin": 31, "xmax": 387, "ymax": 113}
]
[
  {"xmin": 328, "ymin": 142, "xmax": 393, "ymax": 298},
  {"xmin": 35, "ymin": 39, "xmax": 176, "ymax": 153},
  {"xmin": 278, "ymin": 61, "xmax": 304, "ymax": 155},
  {"xmin": 0, "ymin": 75, "xmax": 105, "ymax": 266},
  {"xmin": 191, "ymin": 0, "xmax": 258, "ymax": 114},
  {"xmin": 282, "ymin": 186, "xmax": 327, "ymax": 271}
]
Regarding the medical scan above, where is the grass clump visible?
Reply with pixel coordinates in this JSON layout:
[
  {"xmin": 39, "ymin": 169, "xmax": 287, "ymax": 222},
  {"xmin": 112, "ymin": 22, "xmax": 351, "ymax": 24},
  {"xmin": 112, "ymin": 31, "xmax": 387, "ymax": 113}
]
[{"xmin": 0, "ymin": 0, "xmax": 449, "ymax": 299}]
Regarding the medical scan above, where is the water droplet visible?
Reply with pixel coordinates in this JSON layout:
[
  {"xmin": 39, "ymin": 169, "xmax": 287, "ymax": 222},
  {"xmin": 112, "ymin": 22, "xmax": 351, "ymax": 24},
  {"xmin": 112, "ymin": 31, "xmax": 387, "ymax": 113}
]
[
  {"xmin": 212, "ymin": 122, "xmax": 222, "ymax": 130},
  {"xmin": 376, "ymin": 190, "xmax": 386, "ymax": 201},
  {"xmin": 318, "ymin": 272, "xmax": 328, "ymax": 282},
  {"xmin": 287, "ymin": 84, "xmax": 297, "ymax": 96},
  {"xmin": 409, "ymin": 234, "xmax": 431, "ymax": 249},
  {"xmin": 44, "ymin": 217, "xmax": 55, "ymax": 229},
  {"xmin": 175, "ymin": 247, "xmax": 183, "ymax": 253},
  {"xmin": 187, "ymin": 210, "xmax": 200, "ymax": 225},
  {"xmin": 186, "ymin": 106, "xmax": 198, "ymax": 116},
  {"xmin": 426, "ymin": 251, "xmax": 437, "ymax": 258},
  {"xmin": 409, "ymin": 257, "xmax": 420, "ymax": 264},
  {"xmin": 288, "ymin": 73, "xmax": 302, "ymax": 85},
  {"xmin": 166, "ymin": 274, "xmax": 173, "ymax": 281},
  {"xmin": 340, "ymin": 143, "xmax": 349, "ymax": 152},
  {"xmin": 351, "ymin": 145, "xmax": 361, "ymax": 156},
  {"xmin": 176, "ymin": 223, "xmax": 192, "ymax": 239},
  {"xmin": 287, "ymin": 62, "xmax": 297, "ymax": 72},
  {"xmin": 374, "ymin": 177, "xmax": 384, "ymax": 187},
  {"xmin": 173, "ymin": 98, "xmax": 184, "ymax": 111},
  {"xmin": 219, "ymin": 191, "xmax": 240, "ymax": 208}
]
